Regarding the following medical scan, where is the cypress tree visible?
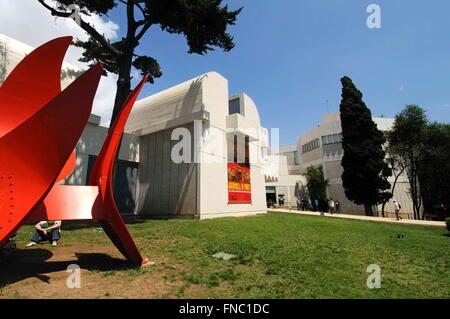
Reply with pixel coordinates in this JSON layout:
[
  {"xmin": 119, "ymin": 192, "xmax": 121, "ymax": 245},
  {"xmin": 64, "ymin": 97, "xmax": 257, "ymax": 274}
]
[{"xmin": 339, "ymin": 76, "xmax": 391, "ymax": 216}]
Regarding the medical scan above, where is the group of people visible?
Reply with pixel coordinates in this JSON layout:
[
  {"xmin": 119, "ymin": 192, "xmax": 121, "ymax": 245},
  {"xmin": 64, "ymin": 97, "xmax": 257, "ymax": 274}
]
[
  {"xmin": 293, "ymin": 196, "xmax": 404, "ymax": 220},
  {"xmin": 328, "ymin": 198, "xmax": 341, "ymax": 214},
  {"xmin": 295, "ymin": 197, "xmax": 341, "ymax": 214},
  {"xmin": 296, "ymin": 198, "xmax": 309, "ymax": 211}
]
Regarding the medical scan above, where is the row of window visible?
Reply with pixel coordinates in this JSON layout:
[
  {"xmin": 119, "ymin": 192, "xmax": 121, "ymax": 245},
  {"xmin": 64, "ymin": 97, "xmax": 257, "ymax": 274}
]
[
  {"xmin": 301, "ymin": 133, "xmax": 343, "ymax": 154},
  {"xmin": 302, "ymin": 138, "xmax": 320, "ymax": 154},
  {"xmin": 321, "ymin": 133, "xmax": 343, "ymax": 145}
]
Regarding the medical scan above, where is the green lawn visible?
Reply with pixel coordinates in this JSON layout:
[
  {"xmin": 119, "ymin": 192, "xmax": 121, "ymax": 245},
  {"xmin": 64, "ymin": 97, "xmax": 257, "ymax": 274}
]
[{"xmin": 5, "ymin": 213, "xmax": 450, "ymax": 298}]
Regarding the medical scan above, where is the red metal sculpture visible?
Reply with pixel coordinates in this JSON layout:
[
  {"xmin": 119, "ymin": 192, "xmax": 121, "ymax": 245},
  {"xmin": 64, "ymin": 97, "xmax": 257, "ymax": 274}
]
[{"xmin": 0, "ymin": 37, "xmax": 149, "ymax": 266}]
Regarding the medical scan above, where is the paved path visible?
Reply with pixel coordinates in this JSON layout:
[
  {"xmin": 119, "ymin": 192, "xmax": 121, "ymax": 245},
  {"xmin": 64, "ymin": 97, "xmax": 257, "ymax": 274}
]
[{"xmin": 269, "ymin": 208, "xmax": 446, "ymax": 228}]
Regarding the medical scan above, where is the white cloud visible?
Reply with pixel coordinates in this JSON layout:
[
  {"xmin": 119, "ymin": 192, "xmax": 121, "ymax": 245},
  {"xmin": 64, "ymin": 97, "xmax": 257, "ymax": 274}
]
[
  {"xmin": 0, "ymin": 0, "xmax": 119, "ymax": 126},
  {"xmin": 398, "ymin": 84, "xmax": 405, "ymax": 92}
]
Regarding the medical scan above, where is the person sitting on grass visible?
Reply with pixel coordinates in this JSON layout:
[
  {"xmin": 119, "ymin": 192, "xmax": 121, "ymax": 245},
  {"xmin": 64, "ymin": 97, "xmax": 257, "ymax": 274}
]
[{"xmin": 26, "ymin": 221, "xmax": 62, "ymax": 247}]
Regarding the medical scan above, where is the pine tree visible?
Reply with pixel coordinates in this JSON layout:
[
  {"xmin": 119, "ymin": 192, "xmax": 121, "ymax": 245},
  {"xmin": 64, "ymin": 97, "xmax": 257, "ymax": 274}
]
[
  {"xmin": 38, "ymin": 0, "xmax": 242, "ymax": 124},
  {"xmin": 339, "ymin": 76, "xmax": 391, "ymax": 216}
]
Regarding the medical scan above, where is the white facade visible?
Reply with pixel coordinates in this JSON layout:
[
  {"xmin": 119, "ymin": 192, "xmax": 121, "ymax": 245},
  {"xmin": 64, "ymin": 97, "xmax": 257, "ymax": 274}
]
[
  {"xmin": 296, "ymin": 112, "xmax": 415, "ymax": 218},
  {"xmin": 126, "ymin": 72, "xmax": 268, "ymax": 219},
  {"xmin": 1, "ymin": 32, "xmax": 270, "ymax": 219},
  {"xmin": 263, "ymin": 153, "xmax": 305, "ymax": 208}
]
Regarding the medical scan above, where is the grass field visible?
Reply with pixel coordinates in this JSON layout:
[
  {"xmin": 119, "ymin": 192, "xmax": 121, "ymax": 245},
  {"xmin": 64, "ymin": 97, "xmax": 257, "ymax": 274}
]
[{"xmin": 1, "ymin": 213, "xmax": 449, "ymax": 299}]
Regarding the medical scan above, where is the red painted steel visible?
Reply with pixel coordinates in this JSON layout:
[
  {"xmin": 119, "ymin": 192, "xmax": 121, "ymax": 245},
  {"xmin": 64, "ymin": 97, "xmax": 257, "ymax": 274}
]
[
  {"xmin": 0, "ymin": 37, "xmax": 72, "ymax": 137},
  {"xmin": 88, "ymin": 76, "xmax": 148, "ymax": 264},
  {"xmin": 24, "ymin": 185, "xmax": 105, "ymax": 222},
  {"xmin": 0, "ymin": 37, "xmax": 147, "ymax": 265}
]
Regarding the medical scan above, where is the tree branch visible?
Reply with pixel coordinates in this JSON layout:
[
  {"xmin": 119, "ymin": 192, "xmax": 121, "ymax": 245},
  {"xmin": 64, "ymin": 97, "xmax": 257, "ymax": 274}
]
[
  {"xmin": 37, "ymin": 0, "xmax": 121, "ymax": 57},
  {"xmin": 134, "ymin": 1, "xmax": 146, "ymax": 18},
  {"xmin": 135, "ymin": 22, "xmax": 151, "ymax": 42}
]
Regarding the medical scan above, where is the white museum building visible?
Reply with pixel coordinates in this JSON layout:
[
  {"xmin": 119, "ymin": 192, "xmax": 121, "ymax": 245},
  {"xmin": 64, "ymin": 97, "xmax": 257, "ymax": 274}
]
[{"xmin": 0, "ymin": 33, "xmax": 414, "ymax": 219}]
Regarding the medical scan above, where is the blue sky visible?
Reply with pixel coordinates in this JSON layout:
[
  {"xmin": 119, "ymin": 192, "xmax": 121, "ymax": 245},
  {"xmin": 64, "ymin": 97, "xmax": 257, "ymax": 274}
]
[{"xmin": 108, "ymin": 0, "xmax": 449, "ymax": 145}]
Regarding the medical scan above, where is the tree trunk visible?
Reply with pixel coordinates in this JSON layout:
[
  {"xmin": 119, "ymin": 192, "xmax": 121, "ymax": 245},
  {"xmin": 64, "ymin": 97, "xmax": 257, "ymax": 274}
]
[
  {"xmin": 111, "ymin": 52, "xmax": 133, "ymax": 126},
  {"xmin": 381, "ymin": 166, "xmax": 404, "ymax": 218},
  {"xmin": 364, "ymin": 204, "xmax": 374, "ymax": 216},
  {"xmin": 381, "ymin": 201, "xmax": 386, "ymax": 218}
]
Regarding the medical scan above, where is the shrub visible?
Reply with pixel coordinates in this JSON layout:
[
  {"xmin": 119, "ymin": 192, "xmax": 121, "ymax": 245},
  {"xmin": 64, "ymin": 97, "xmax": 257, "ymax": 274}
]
[{"xmin": 446, "ymin": 218, "xmax": 450, "ymax": 232}]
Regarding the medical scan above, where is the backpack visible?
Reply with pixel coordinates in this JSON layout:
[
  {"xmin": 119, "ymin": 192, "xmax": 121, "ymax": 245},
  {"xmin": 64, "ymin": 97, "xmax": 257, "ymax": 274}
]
[{"xmin": 398, "ymin": 203, "xmax": 402, "ymax": 210}]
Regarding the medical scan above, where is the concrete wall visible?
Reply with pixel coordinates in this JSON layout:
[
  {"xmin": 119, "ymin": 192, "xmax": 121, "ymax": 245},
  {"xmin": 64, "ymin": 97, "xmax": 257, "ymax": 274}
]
[
  {"xmin": 126, "ymin": 72, "xmax": 267, "ymax": 219},
  {"xmin": 137, "ymin": 124, "xmax": 199, "ymax": 218},
  {"xmin": 125, "ymin": 74, "xmax": 207, "ymax": 136},
  {"xmin": 279, "ymin": 144, "xmax": 301, "ymax": 175},
  {"xmin": 264, "ymin": 153, "xmax": 305, "ymax": 208},
  {"xmin": 200, "ymin": 91, "xmax": 267, "ymax": 219}
]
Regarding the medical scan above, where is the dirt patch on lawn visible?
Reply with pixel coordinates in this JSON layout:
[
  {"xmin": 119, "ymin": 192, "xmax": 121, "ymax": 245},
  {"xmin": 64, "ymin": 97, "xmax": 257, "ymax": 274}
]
[{"xmin": 0, "ymin": 243, "xmax": 190, "ymax": 299}]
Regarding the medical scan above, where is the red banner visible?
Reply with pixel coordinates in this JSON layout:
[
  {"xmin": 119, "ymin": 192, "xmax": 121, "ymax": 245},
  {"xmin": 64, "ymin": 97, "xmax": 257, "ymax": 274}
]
[{"xmin": 227, "ymin": 163, "xmax": 251, "ymax": 203}]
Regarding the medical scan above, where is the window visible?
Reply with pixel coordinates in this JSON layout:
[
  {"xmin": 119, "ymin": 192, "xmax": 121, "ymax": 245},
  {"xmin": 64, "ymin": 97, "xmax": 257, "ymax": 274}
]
[
  {"xmin": 321, "ymin": 133, "xmax": 343, "ymax": 145},
  {"xmin": 293, "ymin": 151, "xmax": 299, "ymax": 165},
  {"xmin": 228, "ymin": 98, "xmax": 241, "ymax": 115},
  {"xmin": 301, "ymin": 138, "xmax": 320, "ymax": 154},
  {"xmin": 227, "ymin": 134, "xmax": 250, "ymax": 165},
  {"xmin": 245, "ymin": 136, "xmax": 250, "ymax": 166}
]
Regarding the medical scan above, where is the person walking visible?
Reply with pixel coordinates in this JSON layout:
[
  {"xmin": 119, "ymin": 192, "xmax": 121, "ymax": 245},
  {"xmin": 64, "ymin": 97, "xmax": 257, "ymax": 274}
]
[
  {"xmin": 313, "ymin": 199, "xmax": 318, "ymax": 211},
  {"xmin": 301, "ymin": 199, "xmax": 307, "ymax": 211},
  {"xmin": 335, "ymin": 200, "xmax": 341, "ymax": 214},
  {"xmin": 296, "ymin": 197, "xmax": 302, "ymax": 210},
  {"xmin": 329, "ymin": 198, "xmax": 335, "ymax": 215},
  {"xmin": 278, "ymin": 195, "xmax": 285, "ymax": 208},
  {"xmin": 393, "ymin": 199, "xmax": 402, "ymax": 221}
]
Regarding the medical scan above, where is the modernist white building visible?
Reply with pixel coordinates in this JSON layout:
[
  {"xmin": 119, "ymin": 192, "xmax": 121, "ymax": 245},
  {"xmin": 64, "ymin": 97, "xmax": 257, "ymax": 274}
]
[
  {"xmin": 125, "ymin": 72, "xmax": 268, "ymax": 219},
  {"xmin": 263, "ymin": 146, "xmax": 304, "ymax": 208},
  {"xmin": 296, "ymin": 112, "xmax": 415, "ymax": 218},
  {"xmin": 1, "ymin": 33, "xmax": 273, "ymax": 219},
  {"xmin": 6, "ymin": 33, "xmax": 414, "ymax": 220}
]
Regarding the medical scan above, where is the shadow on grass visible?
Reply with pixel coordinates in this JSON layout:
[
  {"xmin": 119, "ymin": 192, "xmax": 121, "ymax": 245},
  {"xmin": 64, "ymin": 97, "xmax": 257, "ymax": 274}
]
[
  {"xmin": 0, "ymin": 248, "xmax": 134, "ymax": 287},
  {"xmin": 54, "ymin": 216, "xmax": 148, "ymax": 232}
]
